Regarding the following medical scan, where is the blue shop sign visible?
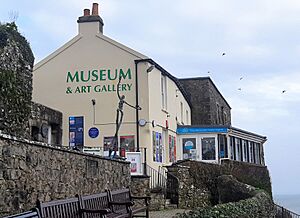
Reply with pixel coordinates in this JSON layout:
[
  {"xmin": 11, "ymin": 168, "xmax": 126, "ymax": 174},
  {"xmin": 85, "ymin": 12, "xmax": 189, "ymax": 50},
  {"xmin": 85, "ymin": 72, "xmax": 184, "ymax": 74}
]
[
  {"xmin": 89, "ymin": 127, "xmax": 99, "ymax": 138},
  {"xmin": 177, "ymin": 127, "xmax": 228, "ymax": 134}
]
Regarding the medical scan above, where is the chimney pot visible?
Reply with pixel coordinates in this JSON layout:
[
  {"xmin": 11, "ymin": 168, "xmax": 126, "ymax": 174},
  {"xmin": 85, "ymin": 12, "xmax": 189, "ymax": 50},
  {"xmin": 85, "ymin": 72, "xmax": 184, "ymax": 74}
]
[
  {"xmin": 83, "ymin": 9, "xmax": 90, "ymax": 16},
  {"xmin": 92, "ymin": 3, "xmax": 99, "ymax": 15}
]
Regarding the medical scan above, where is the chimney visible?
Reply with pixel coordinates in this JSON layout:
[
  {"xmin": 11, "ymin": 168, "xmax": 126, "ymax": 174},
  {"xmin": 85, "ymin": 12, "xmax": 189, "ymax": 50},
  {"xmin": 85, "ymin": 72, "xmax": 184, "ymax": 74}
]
[
  {"xmin": 83, "ymin": 9, "xmax": 90, "ymax": 16},
  {"xmin": 77, "ymin": 3, "xmax": 104, "ymax": 34},
  {"xmin": 92, "ymin": 3, "xmax": 99, "ymax": 15}
]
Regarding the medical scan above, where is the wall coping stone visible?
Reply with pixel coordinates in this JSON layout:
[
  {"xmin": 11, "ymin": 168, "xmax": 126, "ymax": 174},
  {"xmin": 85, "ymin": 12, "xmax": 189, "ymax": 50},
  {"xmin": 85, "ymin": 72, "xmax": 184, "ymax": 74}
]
[
  {"xmin": 221, "ymin": 159, "xmax": 267, "ymax": 168},
  {"xmin": 0, "ymin": 131, "xmax": 130, "ymax": 164}
]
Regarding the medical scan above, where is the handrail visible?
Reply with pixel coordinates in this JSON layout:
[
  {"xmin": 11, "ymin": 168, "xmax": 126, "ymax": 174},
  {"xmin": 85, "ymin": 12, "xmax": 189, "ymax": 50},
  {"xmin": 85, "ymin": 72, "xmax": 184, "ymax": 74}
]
[
  {"xmin": 165, "ymin": 170, "xmax": 179, "ymax": 207},
  {"xmin": 274, "ymin": 203, "xmax": 300, "ymax": 218},
  {"xmin": 145, "ymin": 164, "xmax": 167, "ymax": 192}
]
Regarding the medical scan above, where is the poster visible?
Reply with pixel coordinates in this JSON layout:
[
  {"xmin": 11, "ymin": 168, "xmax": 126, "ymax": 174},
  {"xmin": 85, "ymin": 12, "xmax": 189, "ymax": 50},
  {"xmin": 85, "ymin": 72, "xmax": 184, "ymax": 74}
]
[
  {"xmin": 120, "ymin": 135, "xmax": 135, "ymax": 157},
  {"xmin": 69, "ymin": 116, "xmax": 84, "ymax": 149},
  {"xmin": 169, "ymin": 135, "xmax": 176, "ymax": 163},
  {"xmin": 153, "ymin": 131, "xmax": 162, "ymax": 162},
  {"xmin": 182, "ymin": 138, "xmax": 196, "ymax": 160},
  {"xmin": 126, "ymin": 152, "xmax": 142, "ymax": 175}
]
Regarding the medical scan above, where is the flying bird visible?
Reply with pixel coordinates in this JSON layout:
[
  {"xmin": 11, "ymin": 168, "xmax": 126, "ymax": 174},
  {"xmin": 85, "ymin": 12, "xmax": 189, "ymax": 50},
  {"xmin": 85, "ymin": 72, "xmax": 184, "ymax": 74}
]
[
  {"xmin": 222, "ymin": 53, "xmax": 226, "ymax": 56},
  {"xmin": 208, "ymin": 71, "xmax": 210, "ymax": 74},
  {"xmin": 239, "ymin": 77, "xmax": 243, "ymax": 80},
  {"xmin": 282, "ymin": 90, "xmax": 286, "ymax": 94},
  {"xmin": 238, "ymin": 88, "xmax": 242, "ymax": 91}
]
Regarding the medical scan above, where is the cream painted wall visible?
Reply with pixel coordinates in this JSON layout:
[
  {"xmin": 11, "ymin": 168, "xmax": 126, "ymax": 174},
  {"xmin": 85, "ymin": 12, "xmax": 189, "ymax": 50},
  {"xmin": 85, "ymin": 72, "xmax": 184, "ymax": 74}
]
[
  {"xmin": 33, "ymin": 19, "xmax": 191, "ymax": 171},
  {"xmin": 147, "ymin": 68, "xmax": 191, "ymax": 168},
  {"xmin": 33, "ymin": 21, "xmax": 147, "ymax": 149}
]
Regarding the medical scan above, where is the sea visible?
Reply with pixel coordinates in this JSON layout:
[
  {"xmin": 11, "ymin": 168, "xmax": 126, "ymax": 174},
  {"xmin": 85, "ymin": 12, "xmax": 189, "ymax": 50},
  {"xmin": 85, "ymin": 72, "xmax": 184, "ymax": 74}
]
[{"xmin": 274, "ymin": 194, "xmax": 300, "ymax": 215}]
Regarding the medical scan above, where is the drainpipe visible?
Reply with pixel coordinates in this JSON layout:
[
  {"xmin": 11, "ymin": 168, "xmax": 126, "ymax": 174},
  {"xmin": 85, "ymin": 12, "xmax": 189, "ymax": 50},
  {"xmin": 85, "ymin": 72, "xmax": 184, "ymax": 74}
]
[
  {"xmin": 134, "ymin": 59, "xmax": 153, "ymax": 152},
  {"xmin": 135, "ymin": 60, "xmax": 140, "ymax": 152}
]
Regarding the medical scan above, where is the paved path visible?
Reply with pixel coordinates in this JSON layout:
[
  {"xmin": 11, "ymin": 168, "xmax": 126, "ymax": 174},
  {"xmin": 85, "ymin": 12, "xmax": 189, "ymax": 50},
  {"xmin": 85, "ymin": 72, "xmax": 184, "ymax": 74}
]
[{"xmin": 149, "ymin": 209, "xmax": 189, "ymax": 218}]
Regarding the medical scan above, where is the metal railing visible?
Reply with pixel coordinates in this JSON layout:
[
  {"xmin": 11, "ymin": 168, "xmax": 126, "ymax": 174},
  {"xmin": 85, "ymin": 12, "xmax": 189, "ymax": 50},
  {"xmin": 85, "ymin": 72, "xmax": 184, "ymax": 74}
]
[
  {"xmin": 274, "ymin": 204, "xmax": 300, "ymax": 218},
  {"xmin": 144, "ymin": 164, "xmax": 167, "ymax": 192}
]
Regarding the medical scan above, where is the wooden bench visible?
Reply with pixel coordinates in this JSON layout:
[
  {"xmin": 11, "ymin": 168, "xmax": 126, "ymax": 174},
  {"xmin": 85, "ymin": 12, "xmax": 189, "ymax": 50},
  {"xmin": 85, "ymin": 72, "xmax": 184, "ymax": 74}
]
[
  {"xmin": 108, "ymin": 188, "xmax": 150, "ymax": 218},
  {"xmin": 6, "ymin": 188, "xmax": 149, "ymax": 218},
  {"xmin": 77, "ymin": 192, "xmax": 112, "ymax": 218},
  {"xmin": 3, "ymin": 209, "xmax": 40, "ymax": 218},
  {"xmin": 78, "ymin": 189, "xmax": 150, "ymax": 218},
  {"xmin": 36, "ymin": 197, "xmax": 81, "ymax": 218}
]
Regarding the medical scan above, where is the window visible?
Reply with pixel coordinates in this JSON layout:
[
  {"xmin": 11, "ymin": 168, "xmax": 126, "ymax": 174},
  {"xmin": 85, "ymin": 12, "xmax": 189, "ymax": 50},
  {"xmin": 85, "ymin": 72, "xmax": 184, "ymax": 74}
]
[
  {"xmin": 218, "ymin": 134, "xmax": 228, "ymax": 159},
  {"xmin": 161, "ymin": 75, "xmax": 167, "ymax": 110},
  {"xmin": 249, "ymin": 142, "xmax": 254, "ymax": 163},
  {"xmin": 202, "ymin": 137, "xmax": 216, "ymax": 160},
  {"xmin": 242, "ymin": 140, "xmax": 249, "ymax": 162},
  {"xmin": 223, "ymin": 112, "xmax": 227, "ymax": 124},
  {"xmin": 104, "ymin": 136, "xmax": 116, "ymax": 156},
  {"xmin": 120, "ymin": 135, "xmax": 135, "ymax": 157},
  {"xmin": 153, "ymin": 131, "xmax": 162, "ymax": 162},
  {"xmin": 230, "ymin": 136, "xmax": 235, "ymax": 160},
  {"xmin": 186, "ymin": 110, "xmax": 189, "ymax": 124},
  {"xmin": 31, "ymin": 126, "xmax": 39, "ymax": 141},
  {"xmin": 221, "ymin": 106, "xmax": 224, "ymax": 124},
  {"xmin": 182, "ymin": 138, "xmax": 196, "ymax": 160},
  {"xmin": 255, "ymin": 143, "xmax": 260, "ymax": 164},
  {"xmin": 216, "ymin": 103, "xmax": 220, "ymax": 124},
  {"xmin": 235, "ymin": 138, "xmax": 242, "ymax": 161}
]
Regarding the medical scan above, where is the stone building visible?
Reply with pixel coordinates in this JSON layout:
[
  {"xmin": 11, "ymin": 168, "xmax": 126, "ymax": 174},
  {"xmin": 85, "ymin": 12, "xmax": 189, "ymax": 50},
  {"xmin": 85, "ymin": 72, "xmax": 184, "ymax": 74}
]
[
  {"xmin": 179, "ymin": 77, "xmax": 231, "ymax": 126},
  {"xmin": 30, "ymin": 102, "xmax": 62, "ymax": 145}
]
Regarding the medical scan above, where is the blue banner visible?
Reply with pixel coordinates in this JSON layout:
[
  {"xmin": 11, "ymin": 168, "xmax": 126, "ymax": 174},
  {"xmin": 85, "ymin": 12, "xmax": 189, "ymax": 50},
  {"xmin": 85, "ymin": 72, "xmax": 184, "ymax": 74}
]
[{"xmin": 177, "ymin": 127, "xmax": 228, "ymax": 134}]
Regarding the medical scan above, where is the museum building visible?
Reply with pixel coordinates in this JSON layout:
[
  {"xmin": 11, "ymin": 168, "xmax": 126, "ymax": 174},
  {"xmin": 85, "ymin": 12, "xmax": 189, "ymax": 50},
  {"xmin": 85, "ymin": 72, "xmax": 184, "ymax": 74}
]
[{"xmin": 32, "ymin": 3, "xmax": 267, "ymax": 171}]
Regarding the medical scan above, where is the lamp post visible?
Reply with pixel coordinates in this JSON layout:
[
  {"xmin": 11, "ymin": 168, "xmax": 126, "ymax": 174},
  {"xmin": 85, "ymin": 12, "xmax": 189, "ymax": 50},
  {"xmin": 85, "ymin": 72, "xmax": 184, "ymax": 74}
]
[{"xmin": 134, "ymin": 59, "xmax": 155, "ymax": 152}]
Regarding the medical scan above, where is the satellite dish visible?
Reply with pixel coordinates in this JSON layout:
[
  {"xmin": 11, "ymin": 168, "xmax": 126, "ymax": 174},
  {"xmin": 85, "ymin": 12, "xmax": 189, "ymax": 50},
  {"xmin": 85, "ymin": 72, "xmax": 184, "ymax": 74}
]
[
  {"xmin": 138, "ymin": 119, "xmax": 147, "ymax": 127},
  {"xmin": 151, "ymin": 120, "xmax": 156, "ymax": 128}
]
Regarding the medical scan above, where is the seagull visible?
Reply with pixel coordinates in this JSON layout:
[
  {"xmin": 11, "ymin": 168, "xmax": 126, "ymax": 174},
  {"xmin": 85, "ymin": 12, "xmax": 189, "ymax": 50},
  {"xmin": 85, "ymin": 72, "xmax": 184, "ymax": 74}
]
[
  {"xmin": 282, "ymin": 90, "xmax": 286, "ymax": 94},
  {"xmin": 238, "ymin": 88, "xmax": 242, "ymax": 91},
  {"xmin": 208, "ymin": 71, "xmax": 210, "ymax": 74},
  {"xmin": 222, "ymin": 53, "xmax": 226, "ymax": 56},
  {"xmin": 239, "ymin": 77, "xmax": 243, "ymax": 80}
]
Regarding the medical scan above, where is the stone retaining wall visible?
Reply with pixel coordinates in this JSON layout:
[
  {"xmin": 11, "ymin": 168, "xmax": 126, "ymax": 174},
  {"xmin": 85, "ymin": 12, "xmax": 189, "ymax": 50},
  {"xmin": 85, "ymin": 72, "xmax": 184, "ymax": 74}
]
[
  {"xmin": 167, "ymin": 159, "xmax": 272, "ymax": 209},
  {"xmin": 0, "ymin": 134, "xmax": 131, "ymax": 217}
]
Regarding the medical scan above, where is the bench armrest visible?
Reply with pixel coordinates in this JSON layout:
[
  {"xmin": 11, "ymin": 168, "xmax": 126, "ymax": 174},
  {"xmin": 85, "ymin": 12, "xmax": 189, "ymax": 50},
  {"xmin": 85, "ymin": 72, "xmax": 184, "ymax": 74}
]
[
  {"xmin": 109, "ymin": 201, "xmax": 134, "ymax": 206},
  {"xmin": 80, "ymin": 208, "xmax": 111, "ymax": 215}
]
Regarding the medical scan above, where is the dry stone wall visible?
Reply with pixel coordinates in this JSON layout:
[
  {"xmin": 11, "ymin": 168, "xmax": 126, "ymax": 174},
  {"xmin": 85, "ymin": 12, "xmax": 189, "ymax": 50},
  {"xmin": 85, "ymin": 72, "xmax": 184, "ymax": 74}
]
[{"xmin": 0, "ymin": 134, "xmax": 131, "ymax": 217}]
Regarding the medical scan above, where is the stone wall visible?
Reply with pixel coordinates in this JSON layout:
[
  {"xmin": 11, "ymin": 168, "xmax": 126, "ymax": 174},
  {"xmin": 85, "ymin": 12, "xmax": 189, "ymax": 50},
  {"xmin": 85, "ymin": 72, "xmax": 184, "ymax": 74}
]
[
  {"xmin": 0, "ymin": 23, "xmax": 34, "ymax": 138},
  {"xmin": 221, "ymin": 159, "xmax": 272, "ymax": 196},
  {"xmin": 130, "ymin": 175, "xmax": 150, "ymax": 196},
  {"xmin": 179, "ymin": 77, "xmax": 231, "ymax": 125},
  {"xmin": 167, "ymin": 159, "xmax": 272, "ymax": 209},
  {"xmin": 167, "ymin": 165, "xmax": 211, "ymax": 209},
  {"xmin": 0, "ymin": 134, "xmax": 131, "ymax": 217},
  {"xmin": 177, "ymin": 175, "xmax": 275, "ymax": 218}
]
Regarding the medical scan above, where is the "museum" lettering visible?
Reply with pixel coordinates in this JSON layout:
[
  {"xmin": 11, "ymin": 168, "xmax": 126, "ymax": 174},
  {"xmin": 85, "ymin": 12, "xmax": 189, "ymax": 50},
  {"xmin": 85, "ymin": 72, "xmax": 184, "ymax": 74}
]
[{"xmin": 66, "ymin": 68, "xmax": 132, "ymax": 83}]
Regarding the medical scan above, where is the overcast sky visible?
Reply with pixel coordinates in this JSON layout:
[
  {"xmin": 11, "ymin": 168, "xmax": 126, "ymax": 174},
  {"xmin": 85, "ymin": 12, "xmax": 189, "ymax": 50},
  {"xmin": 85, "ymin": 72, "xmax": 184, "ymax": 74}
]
[{"xmin": 1, "ymin": 0, "xmax": 300, "ymax": 195}]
